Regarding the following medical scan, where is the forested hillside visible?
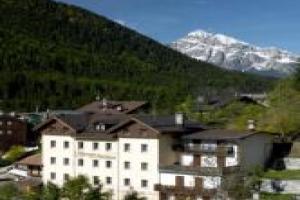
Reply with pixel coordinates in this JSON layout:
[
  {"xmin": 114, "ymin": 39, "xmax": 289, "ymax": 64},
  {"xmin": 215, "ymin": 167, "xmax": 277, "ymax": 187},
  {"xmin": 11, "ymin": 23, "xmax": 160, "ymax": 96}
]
[{"xmin": 0, "ymin": 0, "xmax": 274, "ymax": 112}]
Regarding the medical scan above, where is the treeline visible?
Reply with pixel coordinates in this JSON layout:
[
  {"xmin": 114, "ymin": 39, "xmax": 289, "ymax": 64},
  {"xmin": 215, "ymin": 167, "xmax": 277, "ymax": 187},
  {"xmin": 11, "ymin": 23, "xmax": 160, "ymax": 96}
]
[{"xmin": 0, "ymin": 0, "xmax": 274, "ymax": 112}]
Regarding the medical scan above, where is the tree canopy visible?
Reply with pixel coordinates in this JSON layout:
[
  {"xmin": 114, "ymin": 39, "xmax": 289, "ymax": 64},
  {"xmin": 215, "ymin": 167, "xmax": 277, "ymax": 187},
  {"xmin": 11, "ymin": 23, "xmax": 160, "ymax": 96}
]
[{"xmin": 0, "ymin": 0, "xmax": 274, "ymax": 112}]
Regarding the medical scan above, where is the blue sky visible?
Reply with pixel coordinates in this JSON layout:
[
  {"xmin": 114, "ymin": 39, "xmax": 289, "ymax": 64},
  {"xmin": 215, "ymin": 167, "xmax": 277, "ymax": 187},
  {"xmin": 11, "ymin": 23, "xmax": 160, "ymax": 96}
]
[{"xmin": 58, "ymin": 0, "xmax": 300, "ymax": 53}]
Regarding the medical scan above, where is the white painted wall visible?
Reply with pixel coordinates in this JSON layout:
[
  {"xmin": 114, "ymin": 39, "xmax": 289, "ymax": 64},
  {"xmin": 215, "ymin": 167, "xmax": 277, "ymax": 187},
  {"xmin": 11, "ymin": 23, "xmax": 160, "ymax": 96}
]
[
  {"xmin": 159, "ymin": 172, "xmax": 221, "ymax": 189},
  {"xmin": 42, "ymin": 135, "xmax": 76, "ymax": 187},
  {"xmin": 118, "ymin": 138, "xmax": 159, "ymax": 200},
  {"xmin": 42, "ymin": 135, "xmax": 159, "ymax": 200},
  {"xmin": 181, "ymin": 154, "xmax": 193, "ymax": 166},
  {"xmin": 74, "ymin": 140, "xmax": 118, "ymax": 196}
]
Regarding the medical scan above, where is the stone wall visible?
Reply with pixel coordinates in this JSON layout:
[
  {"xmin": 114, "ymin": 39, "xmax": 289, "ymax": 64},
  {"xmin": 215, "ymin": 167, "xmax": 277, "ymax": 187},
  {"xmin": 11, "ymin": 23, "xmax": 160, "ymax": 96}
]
[
  {"xmin": 284, "ymin": 158, "xmax": 300, "ymax": 170},
  {"xmin": 261, "ymin": 179, "xmax": 300, "ymax": 194}
]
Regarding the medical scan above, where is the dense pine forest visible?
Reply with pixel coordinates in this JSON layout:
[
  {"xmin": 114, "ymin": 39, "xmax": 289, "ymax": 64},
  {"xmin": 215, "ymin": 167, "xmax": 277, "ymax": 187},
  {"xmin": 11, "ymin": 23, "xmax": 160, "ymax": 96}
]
[{"xmin": 0, "ymin": 0, "xmax": 274, "ymax": 112}]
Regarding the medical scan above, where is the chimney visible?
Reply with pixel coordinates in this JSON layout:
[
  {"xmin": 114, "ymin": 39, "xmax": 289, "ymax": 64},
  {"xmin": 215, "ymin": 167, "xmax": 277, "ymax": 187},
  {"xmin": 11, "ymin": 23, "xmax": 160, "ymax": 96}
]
[
  {"xmin": 10, "ymin": 112, "xmax": 16, "ymax": 117},
  {"xmin": 247, "ymin": 119, "xmax": 255, "ymax": 131},
  {"xmin": 102, "ymin": 98, "xmax": 108, "ymax": 109},
  {"xmin": 175, "ymin": 113, "xmax": 184, "ymax": 126}
]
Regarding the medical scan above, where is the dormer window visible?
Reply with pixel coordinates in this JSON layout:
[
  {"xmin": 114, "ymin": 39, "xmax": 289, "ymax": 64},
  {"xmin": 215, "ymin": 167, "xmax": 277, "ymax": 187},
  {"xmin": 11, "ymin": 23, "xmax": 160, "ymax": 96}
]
[
  {"xmin": 95, "ymin": 123, "xmax": 106, "ymax": 131},
  {"xmin": 116, "ymin": 105, "xmax": 122, "ymax": 111}
]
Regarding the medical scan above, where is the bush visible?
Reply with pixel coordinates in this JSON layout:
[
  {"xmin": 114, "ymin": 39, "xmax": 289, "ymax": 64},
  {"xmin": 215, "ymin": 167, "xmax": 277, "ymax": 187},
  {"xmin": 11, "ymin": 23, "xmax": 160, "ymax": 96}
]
[{"xmin": 3, "ymin": 145, "xmax": 26, "ymax": 162}]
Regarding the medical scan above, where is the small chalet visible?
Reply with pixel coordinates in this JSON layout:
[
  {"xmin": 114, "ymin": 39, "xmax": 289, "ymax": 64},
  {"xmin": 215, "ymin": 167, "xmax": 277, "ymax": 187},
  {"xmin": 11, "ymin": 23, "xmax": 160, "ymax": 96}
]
[
  {"xmin": 10, "ymin": 154, "xmax": 42, "ymax": 178},
  {"xmin": 0, "ymin": 113, "xmax": 29, "ymax": 151}
]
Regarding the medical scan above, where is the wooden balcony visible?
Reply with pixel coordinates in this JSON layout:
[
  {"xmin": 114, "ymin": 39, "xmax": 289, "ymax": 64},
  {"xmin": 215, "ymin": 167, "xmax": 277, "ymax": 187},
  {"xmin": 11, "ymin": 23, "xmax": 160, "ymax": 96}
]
[
  {"xmin": 159, "ymin": 165, "xmax": 240, "ymax": 176},
  {"xmin": 173, "ymin": 143, "xmax": 234, "ymax": 157},
  {"xmin": 154, "ymin": 184, "xmax": 216, "ymax": 196}
]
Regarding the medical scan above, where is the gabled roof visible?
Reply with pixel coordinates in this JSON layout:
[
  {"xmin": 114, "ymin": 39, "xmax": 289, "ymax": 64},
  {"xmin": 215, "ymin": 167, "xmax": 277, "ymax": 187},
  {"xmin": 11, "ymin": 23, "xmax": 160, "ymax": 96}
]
[
  {"xmin": 135, "ymin": 115, "xmax": 206, "ymax": 133},
  {"xmin": 16, "ymin": 153, "xmax": 42, "ymax": 166},
  {"xmin": 77, "ymin": 100, "xmax": 147, "ymax": 115},
  {"xmin": 36, "ymin": 111, "xmax": 206, "ymax": 139},
  {"xmin": 33, "ymin": 116, "xmax": 77, "ymax": 132},
  {"xmin": 182, "ymin": 129, "xmax": 258, "ymax": 141}
]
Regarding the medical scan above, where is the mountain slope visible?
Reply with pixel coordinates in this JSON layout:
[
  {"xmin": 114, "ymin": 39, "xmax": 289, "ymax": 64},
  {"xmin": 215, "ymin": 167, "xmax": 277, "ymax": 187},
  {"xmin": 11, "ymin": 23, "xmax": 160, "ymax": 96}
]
[
  {"xmin": 0, "ymin": 0, "xmax": 274, "ymax": 111},
  {"xmin": 171, "ymin": 30, "xmax": 299, "ymax": 77}
]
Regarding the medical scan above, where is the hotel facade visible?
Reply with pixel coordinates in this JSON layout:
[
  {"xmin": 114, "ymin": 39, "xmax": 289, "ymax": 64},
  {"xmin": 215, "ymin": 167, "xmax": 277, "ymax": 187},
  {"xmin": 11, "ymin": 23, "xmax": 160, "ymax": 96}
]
[{"xmin": 38, "ymin": 100, "xmax": 273, "ymax": 200}]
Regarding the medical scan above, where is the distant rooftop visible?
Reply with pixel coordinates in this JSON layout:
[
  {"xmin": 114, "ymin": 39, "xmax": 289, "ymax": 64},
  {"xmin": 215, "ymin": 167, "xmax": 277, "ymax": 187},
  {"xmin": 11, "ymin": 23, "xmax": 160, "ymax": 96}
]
[
  {"xmin": 183, "ymin": 129, "xmax": 257, "ymax": 141},
  {"xmin": 77, "ymin": 99, "xmax": 147, "ymax": 115},
  {"xmin": 135, "ymin": 115, "xmax": 206, "ymax": 133}
]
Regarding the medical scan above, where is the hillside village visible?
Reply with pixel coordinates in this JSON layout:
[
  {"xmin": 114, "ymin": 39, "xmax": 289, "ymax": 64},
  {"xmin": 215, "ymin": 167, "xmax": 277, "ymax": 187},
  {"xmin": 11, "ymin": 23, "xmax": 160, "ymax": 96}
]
[{"xmin": 0, "ymin": 88, "xmax": 299, "ymax": 200}]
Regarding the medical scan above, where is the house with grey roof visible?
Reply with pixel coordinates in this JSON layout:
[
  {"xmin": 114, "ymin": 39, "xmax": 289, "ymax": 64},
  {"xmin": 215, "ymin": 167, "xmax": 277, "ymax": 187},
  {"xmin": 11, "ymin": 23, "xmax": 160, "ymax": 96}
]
[{"xmin": 155, "ymin": 129, "xmax": 273, "ymax": 200}]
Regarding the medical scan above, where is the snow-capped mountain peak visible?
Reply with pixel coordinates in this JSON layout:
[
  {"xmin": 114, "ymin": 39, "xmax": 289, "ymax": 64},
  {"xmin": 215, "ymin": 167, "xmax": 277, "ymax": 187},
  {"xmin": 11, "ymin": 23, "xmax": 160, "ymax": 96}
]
[
  {"xmin": 171, "ymin": 30, "xmax": 299, "ymax": 77},
  {"xmin": 187, "ymin": 29, "xmax": 247, "ymax": 45}
]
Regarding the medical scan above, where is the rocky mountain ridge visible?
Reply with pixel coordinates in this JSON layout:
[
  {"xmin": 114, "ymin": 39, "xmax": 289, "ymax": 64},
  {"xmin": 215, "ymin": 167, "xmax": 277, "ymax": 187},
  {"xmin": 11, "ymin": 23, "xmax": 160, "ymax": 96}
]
[{"xmin": 171, "ymin": 30, "xmax": 299, "ymax": 77}]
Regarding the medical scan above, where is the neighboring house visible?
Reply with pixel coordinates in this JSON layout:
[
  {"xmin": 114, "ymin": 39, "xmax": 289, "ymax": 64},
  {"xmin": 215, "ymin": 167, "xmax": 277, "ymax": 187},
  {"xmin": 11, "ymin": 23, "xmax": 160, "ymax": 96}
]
[
  {"xmin": 13, "ymin": 153, "xmax": 42, "ymax": 177},
  {"xmin": 198, "ymin": 93, "xmax": 268, "ymax": 113},
  {"xmin": 77, "ymin": 98, "xmax": 148, "ymax": 115},
  {"xmin": 156, "ymin": 129, "xmax": 273, "ymax": 200},
  {"xmin": 0, "ymin": 113, "xmax": 29, "ymax": 151}
]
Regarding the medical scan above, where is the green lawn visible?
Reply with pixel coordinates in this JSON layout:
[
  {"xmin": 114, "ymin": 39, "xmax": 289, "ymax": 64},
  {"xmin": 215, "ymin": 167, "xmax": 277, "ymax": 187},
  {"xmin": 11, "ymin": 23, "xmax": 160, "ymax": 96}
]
[
  {"xmin": 263, "ymin": 169, "xmax": 300, "ymax": 180},
  {"xmin": 260, "ymin": 192, "xmax": 295, "ymax": 200}
]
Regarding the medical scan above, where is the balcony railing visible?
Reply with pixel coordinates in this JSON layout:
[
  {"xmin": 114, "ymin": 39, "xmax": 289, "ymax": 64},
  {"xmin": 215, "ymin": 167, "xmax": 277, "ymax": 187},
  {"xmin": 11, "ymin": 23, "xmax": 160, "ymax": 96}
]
[
  {"xmin": 159, "ymin": 165, "xmax": 240, "ymax": 176},
  {"xmin": 154, "ymin": 184, "xmax": 217, "ymax": 196},
  {"xmin": 185, "ymin": 144, "xmax": 217, "ymax": 153},
  {"xmin": 173, "ymin": 143, "xmax": 234, "ymax": 156}
]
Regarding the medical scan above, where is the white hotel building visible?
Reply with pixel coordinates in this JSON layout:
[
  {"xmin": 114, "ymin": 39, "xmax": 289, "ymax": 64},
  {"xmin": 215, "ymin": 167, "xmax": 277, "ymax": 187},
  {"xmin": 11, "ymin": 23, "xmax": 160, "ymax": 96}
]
[{"xmin": 37, "ymin": 100, "xmax": 273, "ymax": 200}]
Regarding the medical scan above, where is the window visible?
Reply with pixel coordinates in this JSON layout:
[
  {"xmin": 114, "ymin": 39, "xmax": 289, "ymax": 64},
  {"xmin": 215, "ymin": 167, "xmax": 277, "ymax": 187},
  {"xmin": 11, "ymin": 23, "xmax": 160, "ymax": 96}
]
[
  {"xmin": 78, "ymin": 141, "xmax": 84, "ymax": 149},
  {"xmin": 106, "ymin": 177, "xmax": 112, "ymax": 185},
  {"xmin": 105, "ymin": 143, "xmax": 112, "ymax": 151},
  {"xmin": 78, "ymin": 159, "xmax": 84, "ymax": 166},
  {"xmin": 141, "ymin": 162, "xmax": 148, "ymax": 171},
  {"xmin": 0, "ymin": 121, "xmax": 2, "ymax": 126},
  {"xmin": 201, "ymin": 143, "xmax": 217, "ymax": 152},
  {"xmin": 0, "ymin": 130, "xmax": 3, "ymax": 135},
  {"xmin": 93, "ymin": 176, "xmax": 100, "ymax": 185},
  {"xmin": 7, "ymin": 130, "xmax": 12, "ymax": 135},
  {"xmin": 64, "ymin": 173, "xmax": 69, "ymax": 181},
  {"xmin": 141, "ymin": 180, "xmax": 148, "ymax": 188},
  {"xmin": 93, "ymin": 142, "xmax": 98, "ymax": 150},
  {"xmin": 124, "ymin": 143, "xmax": 130, "ymax": 152},
  {"xmin": 124, "ymin": 178, "xmax": 130, "ymax": 186},
  {"xmin": 141, "ymin": 144, "xmax": 148, "ymax": 152},
  {"xmin": 50, "ymin": 172, "xmax": 56, "ymax": 180},
  {"xmin": 124, "ymin": 161, "xmax": 130, "ymax": 169},
  {"xmin": 7, "ymin": 121, "xmax": 12, "ymax": 126},
  {"xmin": 106, "ymin": 160, "xmax": 111, "ymax": 168},
  {"xmin": 95, "ymin": 124, "xmax": 106, "ymax": 131},
  {"xmin": 64, "ymin": 141, "xmax": 69, "ymax": 149},
  {"xmin": 227, "ymin": 146, "xmax": 235, "ymax": 157},
  {"xmin": 63, "ymin": 158, "xmax": 69, "ymax": 166},
  {"xmin": 50, "ymin": 157, "xmax": 56, "ymax": 164},
  {"xmin": 93, "ymin": 160, "xmax": 99, "ymax": 167},
  {"xmin": 50, "ymin": 140, "xmax": 56, "ymax": 148}
]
